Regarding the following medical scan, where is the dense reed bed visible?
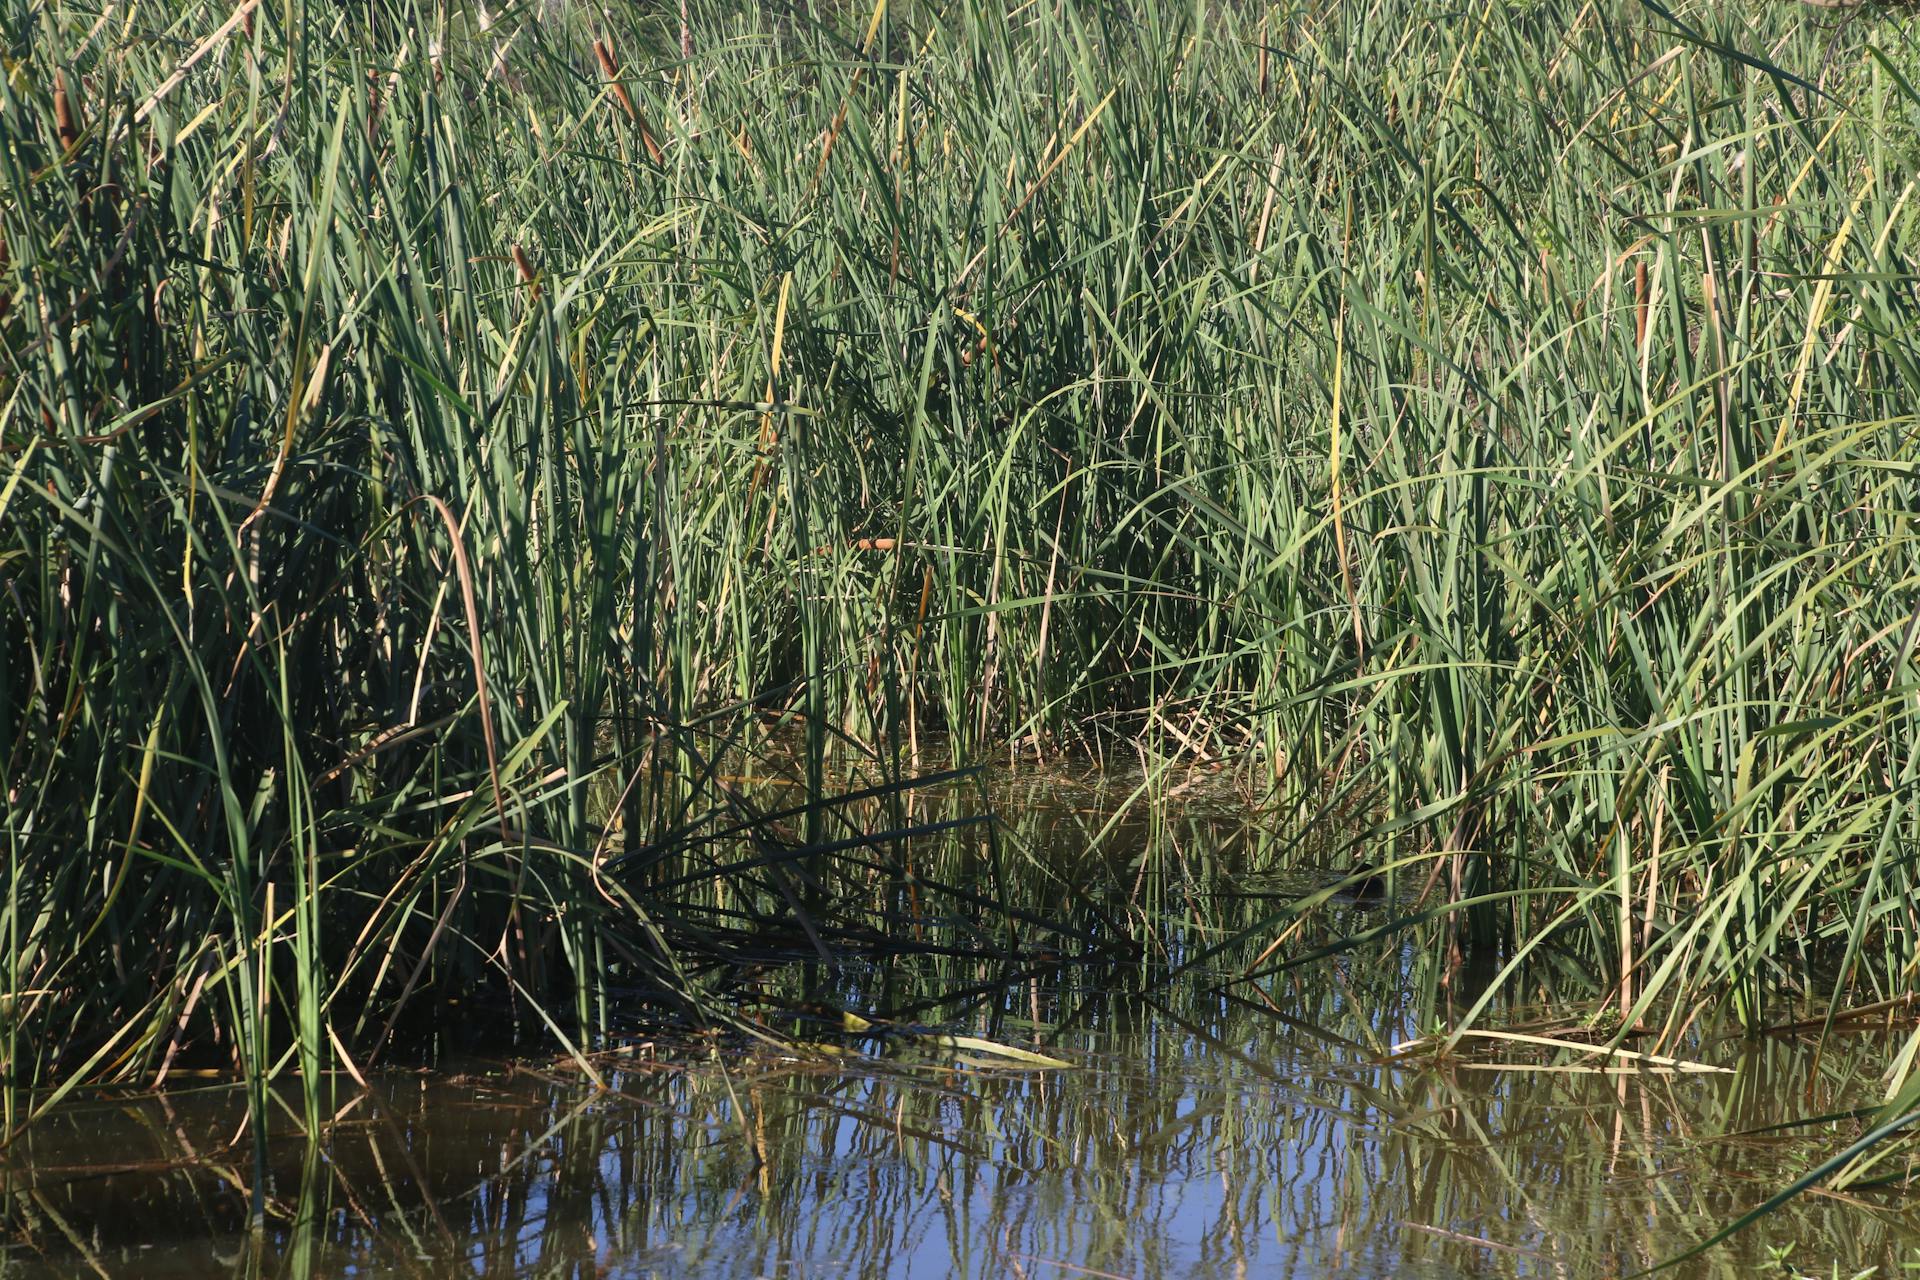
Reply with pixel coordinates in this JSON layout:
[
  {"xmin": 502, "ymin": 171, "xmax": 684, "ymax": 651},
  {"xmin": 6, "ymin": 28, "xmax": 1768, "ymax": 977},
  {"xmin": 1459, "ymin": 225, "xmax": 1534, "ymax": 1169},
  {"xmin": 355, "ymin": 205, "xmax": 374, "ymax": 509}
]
[{"xmin": 6, "ymin": 0, "xmax": 1920, "ymax": 1177}]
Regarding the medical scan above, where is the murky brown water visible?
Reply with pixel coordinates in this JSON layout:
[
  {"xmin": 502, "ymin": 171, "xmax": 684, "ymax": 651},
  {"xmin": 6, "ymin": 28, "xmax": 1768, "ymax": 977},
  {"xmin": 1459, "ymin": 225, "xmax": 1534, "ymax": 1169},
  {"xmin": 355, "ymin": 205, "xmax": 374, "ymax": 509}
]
[{"xmin": 5, "ymin": 782, "xmax": 1918, "ymax": 1278}]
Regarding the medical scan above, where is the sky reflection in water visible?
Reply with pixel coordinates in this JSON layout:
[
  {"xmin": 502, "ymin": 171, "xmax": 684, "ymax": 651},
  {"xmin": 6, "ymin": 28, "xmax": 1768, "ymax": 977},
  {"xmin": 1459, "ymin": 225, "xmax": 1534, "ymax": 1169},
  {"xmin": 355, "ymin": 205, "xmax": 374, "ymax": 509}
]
[{"xmin": 6, "ymin": 785, "xmax": 1918, "ymax": 1279}]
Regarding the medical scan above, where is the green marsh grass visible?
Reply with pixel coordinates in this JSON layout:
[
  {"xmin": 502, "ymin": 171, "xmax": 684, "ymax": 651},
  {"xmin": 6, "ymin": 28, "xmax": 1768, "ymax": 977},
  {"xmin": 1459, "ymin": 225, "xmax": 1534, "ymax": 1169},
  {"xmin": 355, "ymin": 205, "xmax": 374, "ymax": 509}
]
[{"xmin": 5, "ymin": 0, "xmax": 1920, "ymax": 1208}]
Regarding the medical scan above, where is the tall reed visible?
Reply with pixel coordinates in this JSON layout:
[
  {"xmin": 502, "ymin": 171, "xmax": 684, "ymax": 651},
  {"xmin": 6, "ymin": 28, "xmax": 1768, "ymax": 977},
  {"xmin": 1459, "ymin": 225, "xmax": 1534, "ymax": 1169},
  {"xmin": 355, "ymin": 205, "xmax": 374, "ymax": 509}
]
[{"xmin": 4, "ymin": 0, "xmax": 1920, "ymax": 1163}]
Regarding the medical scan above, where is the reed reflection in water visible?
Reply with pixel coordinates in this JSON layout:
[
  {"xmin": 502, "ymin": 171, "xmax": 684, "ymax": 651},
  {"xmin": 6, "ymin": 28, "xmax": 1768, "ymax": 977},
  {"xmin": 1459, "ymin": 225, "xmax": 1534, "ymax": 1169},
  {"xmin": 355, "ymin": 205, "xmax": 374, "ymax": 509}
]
[{"xmin": 5, "ymin": 782, "xmax": 1919, "ymax": 1278}]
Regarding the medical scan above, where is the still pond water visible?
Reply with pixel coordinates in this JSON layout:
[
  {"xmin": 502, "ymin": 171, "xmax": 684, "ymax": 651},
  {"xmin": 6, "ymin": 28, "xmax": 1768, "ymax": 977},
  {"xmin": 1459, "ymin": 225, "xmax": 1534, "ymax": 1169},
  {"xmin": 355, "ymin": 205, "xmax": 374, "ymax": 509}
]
[{"xmin": 5, "ymin": 775, "xmax": 1918, "ymax": 1278}]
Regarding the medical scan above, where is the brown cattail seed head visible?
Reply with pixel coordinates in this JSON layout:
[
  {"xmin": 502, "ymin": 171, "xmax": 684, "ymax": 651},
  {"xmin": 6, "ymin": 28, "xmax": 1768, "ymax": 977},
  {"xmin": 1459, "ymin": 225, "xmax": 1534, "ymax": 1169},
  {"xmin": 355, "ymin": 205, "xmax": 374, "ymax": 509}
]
[
  {"xmin": 511, "ymin": 243, "xmax": 539, "ymax": 298},
  {"xmin": 1634, "ymin": 259, "xmax": 1649, "ymax": 348},
  {"xmin": 593, "ymin": 39, "xmax": 636, "ymax": 122},
  {"xmin": 592, "ymin": 37, "xmax": 665, "ymax": 164},
  {"xmin": 53, "ymin": 73, "xmax": 80, "ymax": 152}
]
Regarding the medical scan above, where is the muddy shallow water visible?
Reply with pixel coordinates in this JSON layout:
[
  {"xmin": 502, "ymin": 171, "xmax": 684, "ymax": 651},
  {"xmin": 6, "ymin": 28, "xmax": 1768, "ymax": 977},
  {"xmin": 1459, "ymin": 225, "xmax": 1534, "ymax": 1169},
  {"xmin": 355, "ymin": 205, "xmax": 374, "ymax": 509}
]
[{"xmin": 5, "ymin": 780, "xmax": 1918, "ymax": 1278}]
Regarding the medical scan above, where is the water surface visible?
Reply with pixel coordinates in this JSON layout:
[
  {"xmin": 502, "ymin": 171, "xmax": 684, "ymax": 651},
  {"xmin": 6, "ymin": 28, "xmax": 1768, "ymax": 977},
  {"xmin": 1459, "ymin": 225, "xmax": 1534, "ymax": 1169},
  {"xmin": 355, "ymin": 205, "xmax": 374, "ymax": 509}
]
[{"xmin": 6, "ymin": 777, "xmax": 1917, "ymax": 1278}]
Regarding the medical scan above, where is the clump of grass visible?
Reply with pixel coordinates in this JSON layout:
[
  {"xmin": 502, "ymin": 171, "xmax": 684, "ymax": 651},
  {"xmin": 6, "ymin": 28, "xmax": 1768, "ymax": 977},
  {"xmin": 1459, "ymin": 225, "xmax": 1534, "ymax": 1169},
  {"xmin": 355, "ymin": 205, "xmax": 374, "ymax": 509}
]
[{"xmin": 5, "ymin": 0, "xmax": 1920, "ymax": 1191}]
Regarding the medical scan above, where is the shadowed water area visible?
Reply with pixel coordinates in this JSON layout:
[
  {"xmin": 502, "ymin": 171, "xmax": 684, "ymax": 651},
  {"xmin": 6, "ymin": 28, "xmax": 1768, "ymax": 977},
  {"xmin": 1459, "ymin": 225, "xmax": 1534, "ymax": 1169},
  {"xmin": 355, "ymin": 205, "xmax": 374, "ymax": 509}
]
[{"xmin": 6, "ymin": 774, "xmax": 1919, "ymax": 1278}]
